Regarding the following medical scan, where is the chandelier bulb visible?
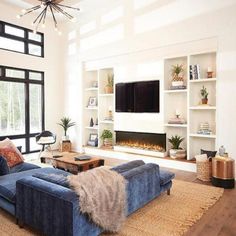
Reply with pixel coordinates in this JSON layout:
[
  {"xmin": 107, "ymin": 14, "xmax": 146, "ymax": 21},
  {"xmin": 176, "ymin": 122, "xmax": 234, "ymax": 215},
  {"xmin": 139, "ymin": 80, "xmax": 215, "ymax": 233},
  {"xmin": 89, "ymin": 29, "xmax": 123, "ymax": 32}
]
[
  {"xmin": 16, "ymin": 15, "xmax": 21, "ymax": 19},
  {"xmin": 42, "ymin": 24, "xmax": 46, "ymax": 28},
  {"xmin": 58, "ymin": 31, "xmax": 62, "ymax": 36},
  {"xmin": 54, "ymin": 27, "xmax": 58, "ymax": 32},
  {"xmin": 33, "ymin": 29, "xmax": 37, "ymax": 34},
  {"xmin": 21, "ymin": 9, "xmax": 27, "ymax": 14},
  {"xmin": 70, "ymin": 17, "xmax": 77, "ymax": 23}
]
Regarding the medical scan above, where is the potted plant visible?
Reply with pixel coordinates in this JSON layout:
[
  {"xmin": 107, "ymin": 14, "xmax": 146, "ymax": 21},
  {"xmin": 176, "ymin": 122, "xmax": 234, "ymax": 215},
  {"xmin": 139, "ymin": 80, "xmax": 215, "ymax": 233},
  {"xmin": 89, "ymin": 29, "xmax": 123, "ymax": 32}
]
[
  {"xmin": 168, "ymin": 135, "xmax": 186, "ymax": 159},
  {"xmin": 171, "ymin": 64, "xmax": 184, "ymax": 87},
  {"xmin": 200, "ymin": 86, "xmax": 208, "ymax": 104},
  {"xmin": 104, "ymin": 73, "xmax": 114, "ymax": 94},
  {"xmin": 58, "ymin": 117, "xmax": 76, "ymax": 141},
  {"xmin": 101, "ymin": 129, "xmax": 113, "ymax": 147}
]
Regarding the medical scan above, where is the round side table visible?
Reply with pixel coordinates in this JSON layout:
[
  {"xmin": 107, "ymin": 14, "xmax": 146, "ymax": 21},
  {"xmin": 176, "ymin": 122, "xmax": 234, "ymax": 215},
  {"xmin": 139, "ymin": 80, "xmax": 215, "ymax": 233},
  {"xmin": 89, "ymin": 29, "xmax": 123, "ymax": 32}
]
[{"xmin": 212, "ymin": 156, "xmax": 235, "ymax": 189}]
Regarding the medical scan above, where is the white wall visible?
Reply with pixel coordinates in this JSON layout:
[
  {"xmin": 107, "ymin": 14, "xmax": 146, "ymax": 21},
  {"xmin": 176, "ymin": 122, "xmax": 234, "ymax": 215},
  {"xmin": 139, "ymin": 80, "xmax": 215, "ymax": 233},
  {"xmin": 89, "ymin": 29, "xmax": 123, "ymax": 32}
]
[
  {"xmin": 0, "ymin": 2, "xmax": 64, "ymax": 148},
  {"xmin": 63, "ymin": 0, "xmax": 236, "ymax": 164}
]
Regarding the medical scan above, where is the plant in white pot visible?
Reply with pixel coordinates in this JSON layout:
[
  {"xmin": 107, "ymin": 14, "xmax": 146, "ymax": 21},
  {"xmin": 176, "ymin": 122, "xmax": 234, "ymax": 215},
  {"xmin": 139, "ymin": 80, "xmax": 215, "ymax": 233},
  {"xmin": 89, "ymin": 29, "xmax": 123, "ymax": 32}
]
[
  {"xmin": 101, "ymin": 129, "xmax": 113, "ymax": 148},
  {"xmin": 171, "ymin": 64, "xmax": 184, "ymax": 87},
  {"xmin": 58, "ymin": 117, "xmax": 76, "ymax": 141},
  {"xmin": 168, "ymin": 135, "xmax": 186, "ymax": 159}
]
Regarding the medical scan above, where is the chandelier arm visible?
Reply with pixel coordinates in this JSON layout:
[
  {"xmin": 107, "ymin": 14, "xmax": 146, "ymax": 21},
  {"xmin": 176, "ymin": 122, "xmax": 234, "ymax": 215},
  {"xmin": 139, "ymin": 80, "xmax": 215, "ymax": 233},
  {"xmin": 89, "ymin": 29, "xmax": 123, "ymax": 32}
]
[
  {"xmin": 33, "ymin": 8, "xmax": 46, "ymax": 24},
  {"xmin": 52, "ymin": 4, "xmax": 74, "ymax": 19},
  {"xmin": 42, "ymin": 6, "xmax": 48, "ymax": 25},
  {"xmin": 49, "ymin": 5, "xmax": 58, "ymax": 28},
  {"xmin": 21, "ymin": 5, "xmax": 41, "ymax": 16},
  {"xmin": 54, "ymin": 3, "xmax": 80, "ymax": 11},
  {"xmin": 38, "ymin": 8, "xmax": 47, "ymax": 25}
]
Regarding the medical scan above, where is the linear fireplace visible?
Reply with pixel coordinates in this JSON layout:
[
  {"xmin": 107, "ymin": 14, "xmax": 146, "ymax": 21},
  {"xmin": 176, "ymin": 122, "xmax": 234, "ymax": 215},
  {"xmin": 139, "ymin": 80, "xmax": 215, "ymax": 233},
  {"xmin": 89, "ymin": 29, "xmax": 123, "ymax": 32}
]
[{"xmin": 115, "ymin": 131, "xmax": 167, "ymax": 157}]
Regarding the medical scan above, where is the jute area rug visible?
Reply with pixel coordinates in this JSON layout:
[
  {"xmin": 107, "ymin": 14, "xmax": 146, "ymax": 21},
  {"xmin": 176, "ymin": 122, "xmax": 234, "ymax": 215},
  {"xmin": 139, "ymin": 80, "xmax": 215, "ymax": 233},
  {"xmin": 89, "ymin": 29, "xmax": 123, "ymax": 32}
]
[{"xmin": 0, "ymin": 180, "xmax": 223, "ymax": 236}]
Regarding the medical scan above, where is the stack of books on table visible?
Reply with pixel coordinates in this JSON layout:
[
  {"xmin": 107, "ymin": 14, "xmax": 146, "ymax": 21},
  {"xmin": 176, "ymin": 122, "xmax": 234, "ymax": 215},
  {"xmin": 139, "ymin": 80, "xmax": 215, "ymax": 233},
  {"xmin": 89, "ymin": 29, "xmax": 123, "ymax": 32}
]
[
  {"xmin": 190, "ymin": 64, "xmax": 201, "ymax": 80},
  {"xmin": 168, "ymin": 117, "xmax": 186, "ymax": 124}
]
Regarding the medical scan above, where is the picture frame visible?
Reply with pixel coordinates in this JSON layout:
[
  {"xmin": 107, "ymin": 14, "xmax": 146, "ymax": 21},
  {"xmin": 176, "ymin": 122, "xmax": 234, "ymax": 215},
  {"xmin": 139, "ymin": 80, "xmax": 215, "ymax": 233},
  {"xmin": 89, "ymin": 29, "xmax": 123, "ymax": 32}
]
[
  {"xmin": 89, "ymin": 133, "xmax": 98, "ymax": 141},
  {"xmin": 88, "ymin": 97, "xmax": 97, "ymax": 107}
]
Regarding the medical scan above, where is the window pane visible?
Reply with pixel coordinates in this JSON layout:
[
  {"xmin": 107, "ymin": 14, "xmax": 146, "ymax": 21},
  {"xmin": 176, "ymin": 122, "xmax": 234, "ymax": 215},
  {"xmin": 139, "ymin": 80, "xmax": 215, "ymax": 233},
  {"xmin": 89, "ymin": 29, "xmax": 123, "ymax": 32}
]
[
  {"xmin": 30, "ymin": 137, "xmax": 41, "ymax": 152},
  {"xmin": 28, "ymin": 43, "xmax": 42, "ymax": 56},
  {"xmin": 11, "ymin": 138, "xmax": 26, "ymax": 153},
  {"xmin": 29, "ymin": 72, "xmax": 42, "ymax": 81},
  {"xmin": 0, "ymin": 81, "xmax": 25, "ymax": 135},
  {"xmin": 6, "ymin": 68, "xmax": 25, "ymax": 79},
  {"xmin": 0, "ymin": 36, "xmax": 25, "ymax": 53},
  {"xmin": 28, "ymin": 32, "xmax": 42, "ymax": 42},
  {"xmin": 5, "ymin": 25, "xmax": 24, "ymax": 38},
  {"xmin": 30, "ymin": 84, "xmax": 42, "ymax": 133}
]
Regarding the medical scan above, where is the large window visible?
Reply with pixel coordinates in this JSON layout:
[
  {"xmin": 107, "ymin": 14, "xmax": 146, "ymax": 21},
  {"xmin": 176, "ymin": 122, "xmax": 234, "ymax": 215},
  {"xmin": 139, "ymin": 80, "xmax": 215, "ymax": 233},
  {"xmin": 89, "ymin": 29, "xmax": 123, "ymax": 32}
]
[
  {"xmin": 0, "ymin": 21, "xmax": 44, "ymax": 57},
  {"xmin": 0, "ymin": 66, "xmax": 44, "ymax": 153}
]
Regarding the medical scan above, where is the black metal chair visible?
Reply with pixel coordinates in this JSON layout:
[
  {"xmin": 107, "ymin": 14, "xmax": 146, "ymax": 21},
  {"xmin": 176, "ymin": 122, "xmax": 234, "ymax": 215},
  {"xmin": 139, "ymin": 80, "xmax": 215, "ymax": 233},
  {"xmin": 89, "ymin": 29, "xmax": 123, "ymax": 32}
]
[{"xmin": 35, "ymin": 131, "xmax": 56, "ymax": 157}]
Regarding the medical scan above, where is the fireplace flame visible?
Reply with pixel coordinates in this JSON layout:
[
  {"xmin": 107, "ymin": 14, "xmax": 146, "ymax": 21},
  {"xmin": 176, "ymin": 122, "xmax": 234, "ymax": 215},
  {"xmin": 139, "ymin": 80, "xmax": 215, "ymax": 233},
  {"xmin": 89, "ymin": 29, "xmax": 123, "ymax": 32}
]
[{"xmin": 116, "ymin": 140, "xmax": 165, "ymax": 152}]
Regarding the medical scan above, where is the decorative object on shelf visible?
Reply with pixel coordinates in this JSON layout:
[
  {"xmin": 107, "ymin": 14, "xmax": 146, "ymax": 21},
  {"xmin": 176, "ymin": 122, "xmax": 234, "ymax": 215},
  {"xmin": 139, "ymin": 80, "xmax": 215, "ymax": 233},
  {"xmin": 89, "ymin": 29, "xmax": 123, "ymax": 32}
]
[
  {"xmin": 201, "ymin": 149, "xmax": 217, "ymax": 158},
  {"xmin": 87, "ymin": 97, "xmax": 97, "ymax": 107},
  {"xmin": 197, "ymin": 122, "xmax": 213, "ymax": 135},
  {"xmin": 219, "ymin": 145, "xmax": 226, "ymax": 156},
  {"xmin": 16, "ymin": 0, "xmax": 80, "ymax": 35},
  {"xmin": 92, "ymin": 81, "xmax": 98, "ymax": 88},
  {"xmin": 58, "ymin": 117, "xmax": 75, "ymax": 141},
  {"xmin": 101, "ymin": 129, "xmax": 113, "ymax": 148},
  {"xmin": 200, "ymin": 86, "xmax": 208, "ymax": 104},
  {"xmin": 212, "ymin": 156, "xmax": 235, "ymax": 188},
  {"xmin": 171, "ymin": 64, "xmax": 185, "ymax": 89},
  {"xmin": 90, "ymin": 118, "xmax": 94, "ymax": 127},
  {"xmin": 104, "ymin": 73, "xmax": 114, "ymax": 94},
  {"xmin": 168, "ymin": 110, "xmax": 186, "ymax": 124},
  {"xmin": 189, "ymin": 64, "xmax": 201, "ymax": 80},
  {"xmin": 95, "ymin": 118, "xmax": 98, "ymax": 126},
  {"xmin": 207, "ymin": 67, "xmax": 213, "ymax": 78},
  {"xmin": 87, "ymin": 134, "xmax": 98, "ymax": 147},
  {"xmin": 60, "ymin": 140, "xmax": 71, "ymax": 152},
  {"xmin": 168, "ymin": 135, "xmax": 186, "ymax": 159},
  {"xmin": 104, "ymin": 106, "xmax": 113, "ymax": 121}
]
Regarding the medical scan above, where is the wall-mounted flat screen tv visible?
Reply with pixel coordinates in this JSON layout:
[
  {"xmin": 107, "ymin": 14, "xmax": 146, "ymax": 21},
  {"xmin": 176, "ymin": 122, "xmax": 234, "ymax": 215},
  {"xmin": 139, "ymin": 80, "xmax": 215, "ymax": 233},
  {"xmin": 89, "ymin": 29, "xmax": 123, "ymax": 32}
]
[{"xmin": 115, "ymin": 80, "xmax": 160, "ymax": 113}]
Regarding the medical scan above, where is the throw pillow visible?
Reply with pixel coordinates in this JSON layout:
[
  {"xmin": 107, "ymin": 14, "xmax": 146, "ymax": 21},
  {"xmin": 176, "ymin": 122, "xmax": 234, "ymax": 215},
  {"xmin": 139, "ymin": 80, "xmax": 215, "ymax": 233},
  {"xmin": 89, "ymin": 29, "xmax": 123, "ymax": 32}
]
[
  {"xmin": 0, "ymin": 138, "xmax": 24, "ymax": 168},
  {"xmin": 201, "ymin": 149, "xmax": 217, "ymax": 158},
  {"xmin": 0, "ymin": 156, "xmax": 10, "ymax": 176}
]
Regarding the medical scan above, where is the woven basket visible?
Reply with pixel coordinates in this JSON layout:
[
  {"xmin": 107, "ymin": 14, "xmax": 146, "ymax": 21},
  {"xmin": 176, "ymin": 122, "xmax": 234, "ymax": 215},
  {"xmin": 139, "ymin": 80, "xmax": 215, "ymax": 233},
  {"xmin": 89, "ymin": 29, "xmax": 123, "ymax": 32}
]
[{"xmin": 196, "ymin": 159, "xmax": 212, "ymax": 181}]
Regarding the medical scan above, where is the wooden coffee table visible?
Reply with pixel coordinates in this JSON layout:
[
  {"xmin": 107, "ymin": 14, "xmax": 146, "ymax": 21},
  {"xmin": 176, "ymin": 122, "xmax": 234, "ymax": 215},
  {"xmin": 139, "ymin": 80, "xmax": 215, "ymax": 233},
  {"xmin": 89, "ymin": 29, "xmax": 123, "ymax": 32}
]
[{"xmin": 41, "ymin": 152, "xmax": 104, "ymax": 174}]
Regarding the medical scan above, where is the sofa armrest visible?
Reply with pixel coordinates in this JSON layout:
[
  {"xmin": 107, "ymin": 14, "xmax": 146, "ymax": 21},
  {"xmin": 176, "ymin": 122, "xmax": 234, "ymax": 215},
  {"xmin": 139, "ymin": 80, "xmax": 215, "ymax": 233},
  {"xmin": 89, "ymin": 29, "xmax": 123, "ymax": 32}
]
[
  {"xmin": 16, "ymin": 176, "xmax": 101, "ymax": 236},
  {"xmin": 122, "ymin": 163, "xmax": 161, "ymax": 215}
]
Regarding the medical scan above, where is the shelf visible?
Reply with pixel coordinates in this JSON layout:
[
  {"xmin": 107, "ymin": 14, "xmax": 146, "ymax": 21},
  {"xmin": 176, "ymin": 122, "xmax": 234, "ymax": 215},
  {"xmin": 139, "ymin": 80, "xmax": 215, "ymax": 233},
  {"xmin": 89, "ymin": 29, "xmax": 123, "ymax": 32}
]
[
  {"xmin": 85, "ymin": 87, "xmax": 98, "ymax": 91},
  {"xmin": 85, "ymin": 107, "xmax": 98, "ymax": 110},
  {"xmin": 189, "ymin": 133, "xmax": 216, "ymax": 139},
  {"xmin": 100, "ymin": 120, "xmax": 114, "ymax": 124},
  {"xmin": 189, "ymin": 78, "xmax": 216, "ymax": 83},
  {"xmin": 164, "ymin": 89, "xmax": 187, "ymax": 94},
  {"xmin": 85, "ymin": 126, "xmax": 98, "ymax": 130},
  {"xmin": 189, "ymin": 106, "xmax": 216, "ymax": 110},
  {"xmin": 164, "ymin": 124, "xmax": 187, "ymax": 128},
  {"xmin": 99, "ymin": 93, "xmax": 114, "ymax": 97}
]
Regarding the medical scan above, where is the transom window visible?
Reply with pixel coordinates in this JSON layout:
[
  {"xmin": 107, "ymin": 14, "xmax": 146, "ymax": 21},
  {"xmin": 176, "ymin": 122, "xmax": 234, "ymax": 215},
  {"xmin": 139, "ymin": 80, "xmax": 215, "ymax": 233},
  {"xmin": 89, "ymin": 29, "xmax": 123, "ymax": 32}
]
[
  {"xmin": 0, "ymin": 21, "xmax": 44, "ymax": 57},
  {"xmin": 0, "ymin": 66, "xmax": 45, "ymax": 153}
]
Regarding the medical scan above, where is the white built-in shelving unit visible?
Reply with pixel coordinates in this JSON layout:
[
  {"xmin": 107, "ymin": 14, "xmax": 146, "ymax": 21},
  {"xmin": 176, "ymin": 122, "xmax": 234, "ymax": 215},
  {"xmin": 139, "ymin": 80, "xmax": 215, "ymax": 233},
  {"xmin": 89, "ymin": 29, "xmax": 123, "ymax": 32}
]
[
  {"xmin": 82, "ymin": 67, "xmax": 114, "ymax": 148},
  {"xmin": 164, "ymin": 52, "xmax": 217, "ymax": 160}
]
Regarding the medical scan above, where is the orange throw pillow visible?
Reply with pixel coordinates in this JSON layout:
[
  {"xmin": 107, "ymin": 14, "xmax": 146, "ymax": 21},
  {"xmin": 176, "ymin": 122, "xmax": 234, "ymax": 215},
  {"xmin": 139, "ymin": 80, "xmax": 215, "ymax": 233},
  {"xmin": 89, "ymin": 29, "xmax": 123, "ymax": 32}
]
[{"xmin": 0, "ymin": 138, "xmax": 24, "ymax": 168}]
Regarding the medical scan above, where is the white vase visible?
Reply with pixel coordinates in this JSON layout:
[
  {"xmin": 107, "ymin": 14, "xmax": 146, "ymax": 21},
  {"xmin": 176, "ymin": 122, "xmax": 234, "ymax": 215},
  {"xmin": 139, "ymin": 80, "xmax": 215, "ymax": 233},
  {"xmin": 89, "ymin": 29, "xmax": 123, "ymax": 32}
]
[
  {"xmin": 169, "ymin": 149, "xmax": 186, "ymax": 159},
  {"xmin": 172, "ymin": 81, "xmax": 184, "ymax": 87}
]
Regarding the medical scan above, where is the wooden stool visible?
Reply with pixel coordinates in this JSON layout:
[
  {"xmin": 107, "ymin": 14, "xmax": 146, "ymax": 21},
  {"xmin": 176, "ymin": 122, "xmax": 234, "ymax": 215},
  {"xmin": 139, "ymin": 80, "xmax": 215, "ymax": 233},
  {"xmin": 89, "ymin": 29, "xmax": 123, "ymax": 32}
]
[{"xmin": 212, "ymin": 156, "xmax": 235, "ymax": 189}]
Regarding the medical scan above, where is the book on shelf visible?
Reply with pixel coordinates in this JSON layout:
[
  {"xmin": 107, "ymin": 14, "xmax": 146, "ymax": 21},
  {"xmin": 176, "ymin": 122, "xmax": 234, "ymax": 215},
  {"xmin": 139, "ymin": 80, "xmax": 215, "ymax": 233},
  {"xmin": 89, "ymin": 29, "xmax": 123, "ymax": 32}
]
[
  {"xmin": 170, "ymin": 85, "xmax": 187, "ymax": 90},
  {"xmin": 190, "ymin": 64, "xmax": 201, "ymax": 80},
  {"xmin": 168, "ymin": 117, "xmax": 186, "ymax": 124}
]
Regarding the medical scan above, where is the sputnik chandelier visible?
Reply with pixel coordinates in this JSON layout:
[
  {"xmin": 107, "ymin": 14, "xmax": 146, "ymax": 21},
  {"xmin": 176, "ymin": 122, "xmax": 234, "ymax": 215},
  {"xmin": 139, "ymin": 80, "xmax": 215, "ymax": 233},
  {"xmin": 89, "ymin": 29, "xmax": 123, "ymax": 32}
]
[{"xmin": 17, "ymin": 0, "xmax": 80, "ymax": 35}]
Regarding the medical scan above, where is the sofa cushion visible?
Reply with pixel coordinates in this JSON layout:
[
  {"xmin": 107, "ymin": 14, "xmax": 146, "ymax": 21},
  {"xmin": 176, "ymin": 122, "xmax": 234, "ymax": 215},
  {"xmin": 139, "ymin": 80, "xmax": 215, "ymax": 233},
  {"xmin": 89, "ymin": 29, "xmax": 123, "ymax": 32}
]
[
  {"xmin": 112, "ymin": 160, "xmax": 145, "ymax": 174},
  {"xmin": 33, "ymin": 172, "xmax": 70, "ymax": 188},
  {"xmin": 0, "ymin": 167, "xmax": 67, "ymax": 203},
  {"xmin": 159, "ymin": 169, "xmax": 175, "ymax": 186},
  {"xmin": 0, "ymin": 156, "xmax": 10, "ymax": 176},
  {"xmin": 10, "ymin": 162, "xmax": 40, "ymax": 174}
]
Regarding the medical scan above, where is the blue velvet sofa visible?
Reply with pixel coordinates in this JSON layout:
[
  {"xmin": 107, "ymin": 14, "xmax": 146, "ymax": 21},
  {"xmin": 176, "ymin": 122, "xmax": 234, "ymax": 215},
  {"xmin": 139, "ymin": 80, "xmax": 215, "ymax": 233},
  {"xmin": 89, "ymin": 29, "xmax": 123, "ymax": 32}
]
[{"xmin": 16, "ymin": 160, "xmax": 175, "ymax": 236}]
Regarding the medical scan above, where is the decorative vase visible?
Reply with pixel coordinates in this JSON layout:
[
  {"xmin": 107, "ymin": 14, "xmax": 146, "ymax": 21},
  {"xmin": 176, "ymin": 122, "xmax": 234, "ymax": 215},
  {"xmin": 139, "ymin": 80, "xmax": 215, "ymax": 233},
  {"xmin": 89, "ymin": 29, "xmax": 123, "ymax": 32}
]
[
  {"xmin": 169, "ymin": 149, "xmax": 186, "ymax": 159},
  {"xmin": 104, "ymin": 86, "xmax": 113, "ymax": 94},
  {"xmin": 103, "ymin": 138, "xmax": 113, "ymax": 147},
  {"xmin": 90, "ymin": 118, "xmax": 94, "ymax": 127},
  {"xmin": 202, "ymin": 98, "xmax": 208, "ymax": 104},
  {"xmin": 172, "ymin": 80, "xmax": 183, "ymax": 87}
]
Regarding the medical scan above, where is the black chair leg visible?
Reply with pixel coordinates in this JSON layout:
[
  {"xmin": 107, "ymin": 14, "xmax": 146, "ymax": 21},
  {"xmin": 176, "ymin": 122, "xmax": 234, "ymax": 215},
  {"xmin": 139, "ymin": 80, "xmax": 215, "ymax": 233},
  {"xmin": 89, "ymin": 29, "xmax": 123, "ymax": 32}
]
[{"xmin": 167, "ymin": 189, "xmax": 170, "ymax": 195}]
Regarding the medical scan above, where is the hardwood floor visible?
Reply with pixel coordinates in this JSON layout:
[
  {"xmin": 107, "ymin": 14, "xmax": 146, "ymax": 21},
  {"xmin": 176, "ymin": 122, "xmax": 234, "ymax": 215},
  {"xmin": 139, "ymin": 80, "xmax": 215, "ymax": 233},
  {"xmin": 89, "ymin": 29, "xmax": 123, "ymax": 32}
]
[{"xmin": 105, "ymin": 158, "xmax": 236, "ymax": 236}]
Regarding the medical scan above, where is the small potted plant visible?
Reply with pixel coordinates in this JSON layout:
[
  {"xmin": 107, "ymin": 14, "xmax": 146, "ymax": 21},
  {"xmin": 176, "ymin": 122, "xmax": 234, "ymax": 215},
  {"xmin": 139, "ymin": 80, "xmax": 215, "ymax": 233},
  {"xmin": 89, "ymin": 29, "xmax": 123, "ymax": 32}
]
[
  {"xmin": 58, "ymin": 117, "xmax": 76, "ymax": 141},
  {"xmin": 101, "ymin": 129, "xmax": 113, "ymax": 148},
  {"xmin": 171, "ymin": 64, "xmax": 184, "ymax": 87},
  {"xmin": 200, "ymin": 86, "xmax": 208, "ymax": 104},
  {"xmin": 104, "ymin": 73, "xmax": 114, "ymax": 94},
  {"xmin": 168, "ymin": 135, "xmax": 186, "ymax": 159}
]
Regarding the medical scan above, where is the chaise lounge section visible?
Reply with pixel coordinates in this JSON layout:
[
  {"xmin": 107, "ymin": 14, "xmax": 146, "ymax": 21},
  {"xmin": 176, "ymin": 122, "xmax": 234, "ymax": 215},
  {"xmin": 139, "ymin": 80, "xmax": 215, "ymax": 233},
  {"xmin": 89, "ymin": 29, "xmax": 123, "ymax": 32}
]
[{"xmin": 16, "ymin": 160, "xmax": 174, "ymax": 236}]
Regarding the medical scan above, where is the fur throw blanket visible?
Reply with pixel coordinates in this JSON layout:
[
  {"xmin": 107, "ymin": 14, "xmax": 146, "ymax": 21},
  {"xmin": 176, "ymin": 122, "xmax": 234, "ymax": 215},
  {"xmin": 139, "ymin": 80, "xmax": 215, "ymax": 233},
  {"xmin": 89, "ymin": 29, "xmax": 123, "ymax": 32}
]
[{"xmin": 67, "ymin": 166, "xmax": 127, "ymax": 232}]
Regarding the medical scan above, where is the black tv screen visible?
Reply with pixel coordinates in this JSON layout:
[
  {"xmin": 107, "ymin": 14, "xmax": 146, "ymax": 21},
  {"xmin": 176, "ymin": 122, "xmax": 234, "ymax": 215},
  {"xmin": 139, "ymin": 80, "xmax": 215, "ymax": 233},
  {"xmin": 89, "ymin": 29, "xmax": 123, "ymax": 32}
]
[{"xmin": 115, "ymin": 80, "xmax": 159, "ymax": 113}]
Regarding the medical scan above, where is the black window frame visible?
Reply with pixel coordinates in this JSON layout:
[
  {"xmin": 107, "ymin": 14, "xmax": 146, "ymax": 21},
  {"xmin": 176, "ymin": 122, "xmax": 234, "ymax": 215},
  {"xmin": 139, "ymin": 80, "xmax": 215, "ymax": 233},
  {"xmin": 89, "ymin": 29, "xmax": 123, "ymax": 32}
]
[
  {"xmin": 0, "ymin": 21, "xmax": 44, "ymax": 57},
  {"xmin": 0, "ymin": 65, "xmax": 45, "ymax": 154}
]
